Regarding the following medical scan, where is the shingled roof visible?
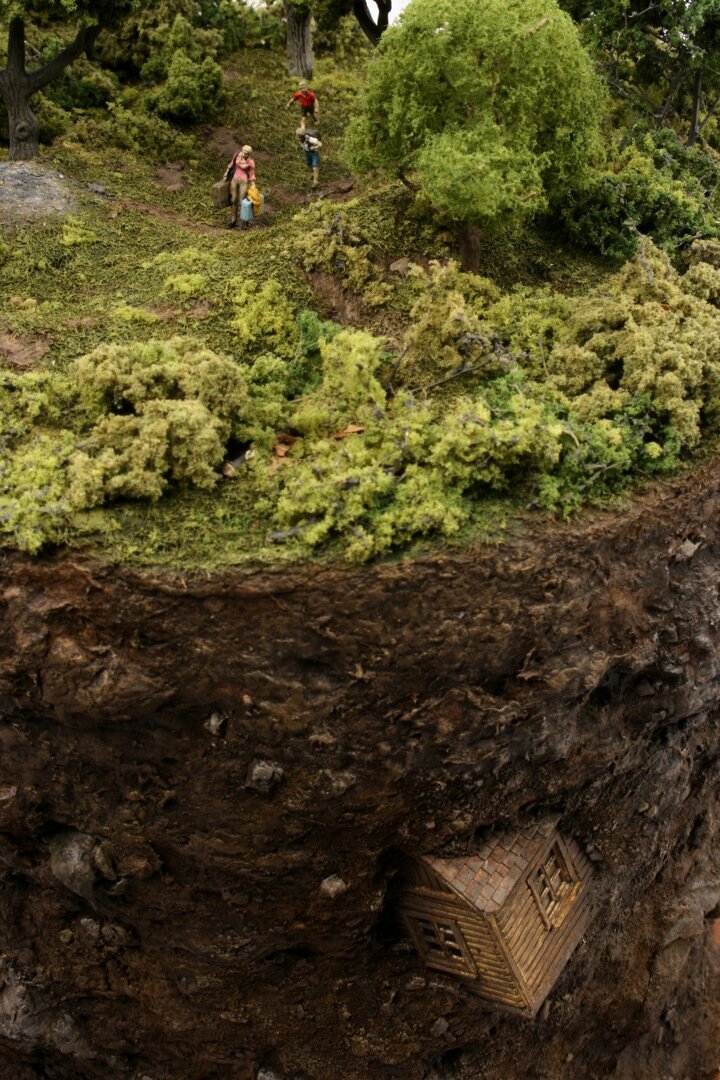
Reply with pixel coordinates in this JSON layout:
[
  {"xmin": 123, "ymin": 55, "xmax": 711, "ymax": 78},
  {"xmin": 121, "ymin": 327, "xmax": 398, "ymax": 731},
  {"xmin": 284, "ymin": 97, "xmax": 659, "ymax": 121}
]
[{"xmin": 421, "ymin": 817, "xmax": 561, "ymax": 913}]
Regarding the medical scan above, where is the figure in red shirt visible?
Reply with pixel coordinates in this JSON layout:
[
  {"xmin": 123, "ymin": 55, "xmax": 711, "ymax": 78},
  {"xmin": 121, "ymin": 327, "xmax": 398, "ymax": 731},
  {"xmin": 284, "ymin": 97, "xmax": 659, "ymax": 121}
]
[{"xmin": 285, "ymin": 81, "xmax": 319, "ymax": 131}]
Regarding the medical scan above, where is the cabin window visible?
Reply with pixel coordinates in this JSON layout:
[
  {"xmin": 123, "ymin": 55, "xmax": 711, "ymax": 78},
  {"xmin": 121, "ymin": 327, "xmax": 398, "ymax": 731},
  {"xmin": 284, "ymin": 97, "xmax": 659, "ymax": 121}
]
[
  {"xmin": 530, "ymin": 843, "xmax": 576, "ymax": 929},
  {"xmin": 406, "ymin": 915, "xmax": 476, "ymax": 977}
]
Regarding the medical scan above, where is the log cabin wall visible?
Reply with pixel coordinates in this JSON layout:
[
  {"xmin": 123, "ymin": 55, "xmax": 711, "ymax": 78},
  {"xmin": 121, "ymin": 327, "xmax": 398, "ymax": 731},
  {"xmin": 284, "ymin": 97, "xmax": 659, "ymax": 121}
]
[
  {"xmin": 400, "ymin": 886, "xmax": 528, "ymax": 1012},
  {"xmin": 496, "ymin": 836, "xmax": 594, "ymax": 1013}
]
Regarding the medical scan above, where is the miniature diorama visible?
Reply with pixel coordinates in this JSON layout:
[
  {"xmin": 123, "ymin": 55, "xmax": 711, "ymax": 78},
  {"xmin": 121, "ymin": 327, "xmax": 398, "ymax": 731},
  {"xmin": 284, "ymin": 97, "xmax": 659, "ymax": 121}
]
[{"xmin": 398, "ymin": 818, "xmax": 593, "ymax": 1017}]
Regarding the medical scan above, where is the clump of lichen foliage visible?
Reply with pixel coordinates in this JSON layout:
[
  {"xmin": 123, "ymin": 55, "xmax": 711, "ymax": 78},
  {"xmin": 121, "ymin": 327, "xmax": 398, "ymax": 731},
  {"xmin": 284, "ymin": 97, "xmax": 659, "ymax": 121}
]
[{"xmin": 3, "ymin": 240, "xmax": 720, "ymax": 560}]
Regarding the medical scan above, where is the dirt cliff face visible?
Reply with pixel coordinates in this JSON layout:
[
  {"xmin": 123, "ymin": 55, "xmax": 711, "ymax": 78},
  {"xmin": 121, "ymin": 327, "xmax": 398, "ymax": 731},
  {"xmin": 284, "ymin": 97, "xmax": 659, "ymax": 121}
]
[{"xmin": 1, "ymin": 461, "xmax": 720, "ymax": 1080}]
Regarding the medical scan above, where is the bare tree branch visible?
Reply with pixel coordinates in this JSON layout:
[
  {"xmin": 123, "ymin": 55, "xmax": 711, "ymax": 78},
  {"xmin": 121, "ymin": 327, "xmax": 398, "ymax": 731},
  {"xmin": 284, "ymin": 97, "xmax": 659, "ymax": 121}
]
[
  {"xmin": 25, "ymin": 23, "xmax": 103, "ymax": 94},
  {"xmin": 353, "ymin": 0, "xmax": 392, "ymax": 46}
]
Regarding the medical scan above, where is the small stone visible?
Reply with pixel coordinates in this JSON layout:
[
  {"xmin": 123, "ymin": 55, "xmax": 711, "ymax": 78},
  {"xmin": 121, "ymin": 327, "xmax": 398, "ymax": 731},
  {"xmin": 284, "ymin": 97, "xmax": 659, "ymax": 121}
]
[
  {"xmin": 247, "ymin": 760, "xmax": 284, "ymax": 793},
  {"xmin": 49, "ymin": 831, "xmax": 97, "ymax": 902},
  {"xmin": 319, "ymin": 874, "xmax": 348, "ymax": 899},
  {"xmin": 675, "ymin": 538, "xmax": 701, "ymax": 561},
  {"xmin": 431, "ymin": 1017, "xmax": 449, "ymax": 1038},
  {"xmin": 309, "ymin": 731, "xmax": 336, "ymax": 747},
  {"xmin": 79, "ymin": 918, "xmax": 100, "ymax": 942},
  {"xmin": 405, "ymin": 976, "xmax": 426, "ymax": 991},
  {"xmin": 204, "ymin": 712, "xmax": 226, "ymax": 736},
  {"xmin": 323, "ymin": 770, "xmax": 356, "ymax": 796}
]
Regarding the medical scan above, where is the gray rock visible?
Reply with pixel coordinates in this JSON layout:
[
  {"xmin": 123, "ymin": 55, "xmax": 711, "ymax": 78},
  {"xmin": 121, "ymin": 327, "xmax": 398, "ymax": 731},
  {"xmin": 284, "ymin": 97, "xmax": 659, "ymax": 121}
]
[
  {"xmin": 431, "ymin": 1017, "xmax": 449, "ymax": 1037},
  {"xmin": 204, "ymin": 712, "xmax": 226, "ymax": 736},
  {"xmin": 0, "ymin": 163, "xmax": 75, "ymax": 225},
  {"xmin": 319, "ymin": 874, "xmax": 348, "ymax": 899},
  {"xmin": 48, "ymin": 831, "xmax": 96, "ymax": 902},
  {"xmin": 247, "ymin": 760, "xmax": 284, "ymax": 793}
]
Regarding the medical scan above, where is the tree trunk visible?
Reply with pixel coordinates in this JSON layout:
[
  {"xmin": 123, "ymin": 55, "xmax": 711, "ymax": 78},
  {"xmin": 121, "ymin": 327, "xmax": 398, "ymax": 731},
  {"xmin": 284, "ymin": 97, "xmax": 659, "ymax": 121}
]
[
  {"xmin": 0, "ymin": 18, "xmax": 39, "ymax": 161},
  {"xmin": 4, "ymin": 87, "xmax": 40, "ymax": 161},
  {"xmin": 457, "ymin": 223, "xmax": 483, "ymax": 272},
  {"xmin": 1, "ymin": 16, "xmax": 102, "ymax": 161},
  {"xmin": 688, "ymin": 69, "xmax": 703, "ymax": 147},
  {"xmin": 284, "ymin": 2, "xmax": 313, "ymax": 78}
]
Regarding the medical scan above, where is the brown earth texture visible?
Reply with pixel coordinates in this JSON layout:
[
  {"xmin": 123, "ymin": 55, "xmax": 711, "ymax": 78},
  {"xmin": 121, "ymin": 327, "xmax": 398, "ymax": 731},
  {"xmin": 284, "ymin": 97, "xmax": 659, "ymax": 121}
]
[{"xmin": 1, "ymin": 455, "xmax": 720, "ymax": 1080}]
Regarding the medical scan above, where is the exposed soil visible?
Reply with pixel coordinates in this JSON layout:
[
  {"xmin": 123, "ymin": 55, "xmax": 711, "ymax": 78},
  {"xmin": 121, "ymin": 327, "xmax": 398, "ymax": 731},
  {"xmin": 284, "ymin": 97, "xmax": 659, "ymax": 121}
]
[
  {"xmin": 155, "ymin": 164, "xmax": 188, "ymax": 194},
  {"xmin": 306, "ymin": 268, "xmax": 374, "ymax": 325},
  {"xmin": 204, "ymin": 125, "xmax": 243, "ymax": 162},
  {"xmin": 0, "ymin": 332, "xmax": 49, "ymax": 369},
  {"xmin": 1, "ymin": 459, "xmax": 720, "ymax": 1079}
]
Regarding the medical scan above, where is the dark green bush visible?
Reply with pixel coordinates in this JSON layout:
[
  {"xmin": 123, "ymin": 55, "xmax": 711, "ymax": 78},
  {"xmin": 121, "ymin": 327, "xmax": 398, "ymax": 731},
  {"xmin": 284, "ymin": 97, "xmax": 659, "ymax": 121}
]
[
  {"xmin": 151, "ymin": 51, "xmax": 223, "ymax": 124},
  {"xmin": 561, "ymin": 140, "xmax": 718, "ymax": 258}
]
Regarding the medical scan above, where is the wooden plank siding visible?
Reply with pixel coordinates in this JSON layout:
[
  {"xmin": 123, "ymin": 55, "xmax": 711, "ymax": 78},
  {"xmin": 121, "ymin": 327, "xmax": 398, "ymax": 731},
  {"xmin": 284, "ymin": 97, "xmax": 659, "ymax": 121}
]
[
  {"xmin": 400, "ymin": 833, "xmax": 593, "ymax": 1018},
  {"xmin": 496, "ymin": 837, "xmax": 593, "ymax": 1014},
  {"xmin": 401, "ymin": 888, "xmax": 527, "ymax": 1011}
]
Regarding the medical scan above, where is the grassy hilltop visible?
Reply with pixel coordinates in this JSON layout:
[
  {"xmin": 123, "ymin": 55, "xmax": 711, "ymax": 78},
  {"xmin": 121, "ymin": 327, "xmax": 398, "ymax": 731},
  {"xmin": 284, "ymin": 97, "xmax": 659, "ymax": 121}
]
[{"xmin": 2, "ymin": 4, "xmax": 720, "ymax": 568}]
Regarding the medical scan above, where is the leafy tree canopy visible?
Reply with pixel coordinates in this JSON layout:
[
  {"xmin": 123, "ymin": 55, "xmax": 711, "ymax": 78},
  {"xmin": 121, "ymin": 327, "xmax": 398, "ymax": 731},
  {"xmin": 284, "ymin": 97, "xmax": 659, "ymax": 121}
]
[
  {"xmin": 346, "ymin": 0, "xmax": 606, "ymax": 231},
  {"xmin": 558, "ymin": 0, "xmax": 720, "ymax": 142}
]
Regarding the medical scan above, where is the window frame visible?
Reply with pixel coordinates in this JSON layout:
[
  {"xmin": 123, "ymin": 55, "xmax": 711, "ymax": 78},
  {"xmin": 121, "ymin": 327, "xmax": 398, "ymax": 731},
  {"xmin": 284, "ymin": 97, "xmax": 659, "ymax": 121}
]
[
  {"xmin": 405, "ymin": 913, "xmax": 477, "ymax": 977},
  {"xmin": 528, "ymin": 839, "xmax": 579, "ymax": 930}
]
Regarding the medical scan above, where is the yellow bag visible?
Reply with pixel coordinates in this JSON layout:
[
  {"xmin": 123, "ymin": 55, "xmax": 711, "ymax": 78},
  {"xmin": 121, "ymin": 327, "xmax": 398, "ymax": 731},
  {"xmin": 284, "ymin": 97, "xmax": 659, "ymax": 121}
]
[{"xmin": 248, "ymin": 184, "xmax": 263, "ymax": 216}]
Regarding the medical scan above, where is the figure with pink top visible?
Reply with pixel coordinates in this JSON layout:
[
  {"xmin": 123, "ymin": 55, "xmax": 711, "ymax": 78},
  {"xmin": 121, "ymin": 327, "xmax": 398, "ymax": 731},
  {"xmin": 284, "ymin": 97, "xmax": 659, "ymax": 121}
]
[{"xmin": 224, "ymin": 144, "xmax": 256, "ymax": 229}]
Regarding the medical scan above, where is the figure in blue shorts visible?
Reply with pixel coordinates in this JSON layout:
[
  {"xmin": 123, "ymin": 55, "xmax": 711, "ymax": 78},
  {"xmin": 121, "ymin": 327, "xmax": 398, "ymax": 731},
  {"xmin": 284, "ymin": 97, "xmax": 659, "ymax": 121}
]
[{"xmin": 296, "ymin": 128, "xmax": 322, "ymax": 190}]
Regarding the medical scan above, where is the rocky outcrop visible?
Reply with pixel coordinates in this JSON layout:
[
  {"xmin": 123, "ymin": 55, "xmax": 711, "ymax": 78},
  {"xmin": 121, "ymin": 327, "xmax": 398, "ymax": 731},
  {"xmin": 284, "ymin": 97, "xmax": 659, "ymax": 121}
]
[
  {"xmin": 1, "ymin": 457, "xmax": 720, "ymax": 1078},
  {"xmin": 0, "ymin": 162, "xmax": 75, "ymax": 225}
]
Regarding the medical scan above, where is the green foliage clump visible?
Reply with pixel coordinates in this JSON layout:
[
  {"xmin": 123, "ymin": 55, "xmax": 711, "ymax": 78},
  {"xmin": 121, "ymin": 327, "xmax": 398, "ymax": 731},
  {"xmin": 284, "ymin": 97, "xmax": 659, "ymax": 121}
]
[
  {"xmin": 546, "ymin": 240, "xmax": 720, "ymax": 448},
  {"xmin": 61, "ymin": 217, "xmax": 100, "ymax": 247},
  {"xmin": 123, "ymin": 14, "xmax": 224, "ymax": 124},
  {"xmin": 400, "ymin": 261, "xmax": 500, "ymax": 386},
  {"xmin": 68, "ymin": 102, "xmax": 194, "ymax": 160},
  {"xmin": 50, "ymin": 56, "xmax": 121, "ymax": 111},
  {"xmin": 0, "ymin": 339, "xmax": 252, "ymax": 552},
  {"xmin": 229, "ymin": 278, "xmax": 300, "ymax": 360},
  {"xmin": 561, "ymin": 140, "xmax": 718, "ymax": 258},
  {"xmin": 268, "ymin": 239, "xmax": 720, "ymax": 559},
  {"xmin": 291, "ymin": 328, "xmax": 388, "ymax": 435},
  {"xmin": 36, "ymin": 94, "xmax": 74, "ymax": 143},
  {"xmin": 295, "ymin": 203, "xmax": 393, "ymax": 307},
  {"xmin": 346, "ymin": 0, "xmax": 606, "ymax": 230},
  {"xmin": 195, "ymin": 0, "xmax": 283, "ymax": 52},
  {"xmin": 151, "ymin": 46, "xmax": 223, "ymax": 125},
  {"xmin": 162, "ymin": 272, "xmax": 208, "ymax": 299}
]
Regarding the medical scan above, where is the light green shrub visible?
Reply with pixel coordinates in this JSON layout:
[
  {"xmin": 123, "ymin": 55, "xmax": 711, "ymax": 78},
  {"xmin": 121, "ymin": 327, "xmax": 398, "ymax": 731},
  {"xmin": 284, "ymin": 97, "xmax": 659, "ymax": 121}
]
[{"xmin": 230, "ymin": 279, "xmax": 299, "ymax": 360}]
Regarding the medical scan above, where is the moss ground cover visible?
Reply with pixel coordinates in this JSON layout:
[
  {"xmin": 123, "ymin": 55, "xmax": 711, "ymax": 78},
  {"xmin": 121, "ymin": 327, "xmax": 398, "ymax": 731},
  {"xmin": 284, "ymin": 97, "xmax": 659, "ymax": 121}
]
[{"xmin": 1, "ymin": 39, "xmax": 719, "ymax": 567}]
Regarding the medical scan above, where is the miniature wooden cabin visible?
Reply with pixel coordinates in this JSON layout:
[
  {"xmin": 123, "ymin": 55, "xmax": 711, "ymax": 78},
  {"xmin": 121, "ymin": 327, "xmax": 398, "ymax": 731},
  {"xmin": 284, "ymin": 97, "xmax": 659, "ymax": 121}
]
[{"xmin": 398, "ymin": 818, "xmax": 592, "ymax": 1017}]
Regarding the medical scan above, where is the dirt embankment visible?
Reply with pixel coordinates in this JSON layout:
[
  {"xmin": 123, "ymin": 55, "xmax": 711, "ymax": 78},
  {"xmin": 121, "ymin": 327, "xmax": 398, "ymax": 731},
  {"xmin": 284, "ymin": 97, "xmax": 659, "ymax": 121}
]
[{"xmin": 1, "ymin": 461, "xmax": 720, "ymax": 1079}]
